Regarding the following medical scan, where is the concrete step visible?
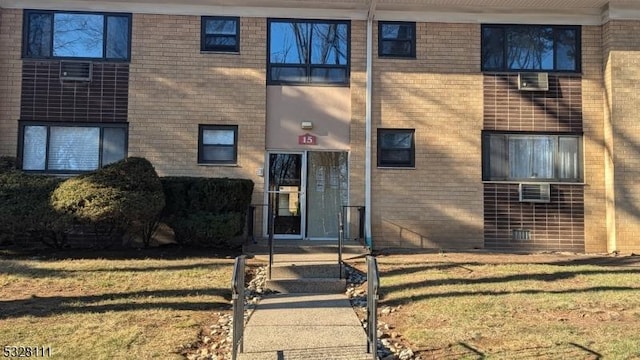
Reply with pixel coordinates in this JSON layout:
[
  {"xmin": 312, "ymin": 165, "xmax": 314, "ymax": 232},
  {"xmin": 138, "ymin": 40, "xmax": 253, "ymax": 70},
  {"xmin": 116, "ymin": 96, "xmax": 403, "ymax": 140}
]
[
  {"xmin": 271, "ymin": 263, "xmax": 344, "ymax": 279},
  {"xmin": 244, "ymin": 242, "xmax": 369, "ymax": 256},
  {"xmin": 266, "ymin": 278, "xmax": 346, "ymax": 293},
  {"xmin": 237, "ymin": 346, "xmax": 372, "ymax": 360}
]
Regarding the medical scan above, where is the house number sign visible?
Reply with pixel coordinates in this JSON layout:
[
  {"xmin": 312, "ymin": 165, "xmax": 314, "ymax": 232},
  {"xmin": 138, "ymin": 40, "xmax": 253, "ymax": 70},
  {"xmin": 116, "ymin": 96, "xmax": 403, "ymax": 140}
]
[{"xmin": 298, "ymin": 133, "xmax": 317, "ymax": 145}]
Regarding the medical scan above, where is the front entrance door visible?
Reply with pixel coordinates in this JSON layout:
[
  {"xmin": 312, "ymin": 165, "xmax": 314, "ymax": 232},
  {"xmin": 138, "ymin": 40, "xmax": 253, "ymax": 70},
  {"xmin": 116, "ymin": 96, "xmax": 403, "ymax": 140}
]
[{"xmin": 266, "ymin": 151, "xmax": 348, "ymax": 240}]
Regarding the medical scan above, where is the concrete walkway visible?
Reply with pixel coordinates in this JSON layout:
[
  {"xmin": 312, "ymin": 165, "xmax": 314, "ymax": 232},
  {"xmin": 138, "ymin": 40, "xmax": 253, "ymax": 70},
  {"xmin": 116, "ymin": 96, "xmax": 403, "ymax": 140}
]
[{"xmin": 237, "ymin": 293, "xmax": 372, "ymax": 360}]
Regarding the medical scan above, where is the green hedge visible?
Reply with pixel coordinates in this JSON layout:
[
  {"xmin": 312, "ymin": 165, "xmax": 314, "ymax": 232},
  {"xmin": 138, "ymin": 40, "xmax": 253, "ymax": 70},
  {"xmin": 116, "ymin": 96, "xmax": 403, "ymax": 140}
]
[
  {"xmin": 160, "ymin": 177, "xmax": 254, "ymax": 246},
  {"xmin": 0, "ymin": 158, "xmax": 253, "ymax": 249},
  {"xmin": 0, "ymin": 156, "xmax": 17, "ymax": 173},
  {"xmin": 51, "ymin": 157, "xmax": 165, "ymax": 247},
  {"xmin": 0, "ymin": 171, "xmax": 68, "ymax": 248}
]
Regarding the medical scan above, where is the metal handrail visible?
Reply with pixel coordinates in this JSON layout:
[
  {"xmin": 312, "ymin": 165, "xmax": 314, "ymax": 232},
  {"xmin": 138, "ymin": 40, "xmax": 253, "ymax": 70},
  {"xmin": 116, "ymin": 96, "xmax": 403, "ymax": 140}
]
[
  {"xmin": 338, "ymin": 211, "xmax": 344, "ymax": 279},
  {"xmin": 247, "ymin": 204, "xmax": 269, "ymax": 245},
  {"xmin": 341, "ymin": 205, "xmax": 366, "ymax": 244},
  {"xmin": 366, "ymin": 255, "xmax": 379, "ymax": 359},
  {"xmin": 246, "ymin": 202, "xmax": 275, "ymax": 279},
  {"xmin": 231, "ymin": 255, "xmax": 246, "ymax": 360},
  {"xmin": 267, "ymin": 203, "xmax": 275, "ymax": 280}
]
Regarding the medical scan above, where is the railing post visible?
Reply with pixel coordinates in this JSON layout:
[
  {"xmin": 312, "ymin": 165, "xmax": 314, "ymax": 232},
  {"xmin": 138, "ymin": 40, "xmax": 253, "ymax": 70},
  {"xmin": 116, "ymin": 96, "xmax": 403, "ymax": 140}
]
[
  {"xmin": 366, "ymin": 255, "xmax": 379, "ymax": 358},
  {"xmin": 231, "ymin": 255, "xmax": 246, "ymax": 360},
  {"xmin": 267, "ymin": 200, "xmax": 274, "ymax": 280},
  {"xmin": 247, "ymin": 205, "xmax": 255, "ymax": 244},
  {"xmin": 358, "ymin": 206, "xmax": 366, "ymax": 243},
  {"xmin": 338, "ymin": 209, "xmax": 344, "ymax": 279}
]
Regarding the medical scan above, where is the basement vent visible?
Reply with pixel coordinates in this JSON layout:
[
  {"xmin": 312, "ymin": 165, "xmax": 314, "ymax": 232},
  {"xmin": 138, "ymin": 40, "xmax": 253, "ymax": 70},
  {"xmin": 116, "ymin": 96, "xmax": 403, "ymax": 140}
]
[
  {"xmin": 60, "ymin": 61, "xmax": 93, "ymax": 81},
  {"xmin": 518, "ymin": 72, "xmax": 549, "ymax": 91},
  {"xmin": 519, "ymin": 183, "xmax": 551, "ymax": 203},
  {"xmin": 512, "ymin": 229, "xmax": 531, "ymax": 241}
]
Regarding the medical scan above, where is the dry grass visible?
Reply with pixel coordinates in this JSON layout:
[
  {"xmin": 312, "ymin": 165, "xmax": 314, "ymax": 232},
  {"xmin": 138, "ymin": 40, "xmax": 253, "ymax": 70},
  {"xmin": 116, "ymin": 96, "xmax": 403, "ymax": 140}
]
[
  {"xmin": 0, "ymin": 249, "xmax": 236, "ymax": 360},
  {"xmin": 370, "ymin": 252, "xmax": 640, "ymax": 359}
]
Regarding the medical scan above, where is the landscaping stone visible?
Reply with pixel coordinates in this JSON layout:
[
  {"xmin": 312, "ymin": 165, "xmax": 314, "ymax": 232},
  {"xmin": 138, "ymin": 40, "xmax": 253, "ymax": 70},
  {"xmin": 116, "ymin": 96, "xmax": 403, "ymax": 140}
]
[
  {"xmin": 183, "ymin": 263, "xmax": 421, "ymax": 360},
  {"xmin": 344, "ymin": 264, "xmax": 420, "ymax": 360}
]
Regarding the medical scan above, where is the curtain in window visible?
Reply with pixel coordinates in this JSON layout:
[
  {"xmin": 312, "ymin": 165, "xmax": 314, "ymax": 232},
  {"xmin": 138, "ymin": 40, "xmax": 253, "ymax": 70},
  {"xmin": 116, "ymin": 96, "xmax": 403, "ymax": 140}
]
[
  {"xmin": 558, "ymin": 137, "xmax": 579, "ymax": 179},
  {"xmin": 202, "ymin": 129, "xmax": 235, "ymax": 162},
  {"xmin": 23, "ymin": 126, "xmax": 48, "ymax": 170},
  {"xmin": 508, "ymin": 137, "xmax": 554, "ymax": 179},
  {"xmin": 102, "ymin": 127, "xmax": 126, "ymax": 166},
  {"xmin": 48, "ymin": 127, "xmax": 100, "ymax": 171}
]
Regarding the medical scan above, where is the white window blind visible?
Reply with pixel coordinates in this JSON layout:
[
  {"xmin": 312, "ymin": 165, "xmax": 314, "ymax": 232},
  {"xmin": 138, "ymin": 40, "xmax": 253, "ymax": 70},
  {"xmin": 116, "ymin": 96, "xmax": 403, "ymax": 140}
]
[
  {"xmin": 23, "ymin": 126, "xmax": 47, "ymax": 170},
  {"xmin": 48, "ymin": 127, "xmax": 100, "ymax": 171}
]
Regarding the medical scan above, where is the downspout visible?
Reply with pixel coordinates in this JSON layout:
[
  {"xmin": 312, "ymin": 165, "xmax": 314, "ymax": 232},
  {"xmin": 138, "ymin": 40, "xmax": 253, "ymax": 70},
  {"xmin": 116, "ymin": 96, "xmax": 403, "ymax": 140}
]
[{"xmin": 365, "ymin": 0, "xmax": 376, "ymax": 250}]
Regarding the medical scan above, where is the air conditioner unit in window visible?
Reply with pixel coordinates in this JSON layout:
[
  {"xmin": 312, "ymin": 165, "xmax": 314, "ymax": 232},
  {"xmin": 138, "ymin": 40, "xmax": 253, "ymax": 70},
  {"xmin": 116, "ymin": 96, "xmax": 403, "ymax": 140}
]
[
  {"xmin": 518, "ymin": 72, "xmax": 549, "ymax": 91},
  {"xmin": 60, "ymin": 61, "xmax": 93, "ymax": 82},
  {"xmin": 519, "ymin": 183, "xmax": 551, "ymax": 203}
]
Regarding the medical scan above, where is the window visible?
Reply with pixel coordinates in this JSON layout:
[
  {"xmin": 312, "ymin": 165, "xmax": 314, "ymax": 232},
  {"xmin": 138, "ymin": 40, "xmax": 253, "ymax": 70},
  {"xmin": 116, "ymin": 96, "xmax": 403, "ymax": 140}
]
[
  {"xmin": 377, "ymin": 129, "xmax": 415, "ymax": 168},
  {"xmin": 482, "ymin": 132, "xmax": 582, "ymax": 182},
  {"xmin": 23, "ymin": 10, "xmax": 131, "ymax": 61},
  {"xmin": 482, "ymin": 25, "xmax": 580, "ymax": 72},
  {"xmin": 20, "ymin": 122, "xmax": 128, "ymax": 173},
  {"xmin": 201, "ymin": 17, "xmax": 240, "ymax": 52},
  {"xmin": 268, "ymin": 19, "xmax": 350, "ymax": 84},
  {"xmin": 198, "ymin": 125, "xmax": 238, "ymax": 165},
  {"xmin": 378, "ymin": 22, "xmax": 416, "ymax": 58}
]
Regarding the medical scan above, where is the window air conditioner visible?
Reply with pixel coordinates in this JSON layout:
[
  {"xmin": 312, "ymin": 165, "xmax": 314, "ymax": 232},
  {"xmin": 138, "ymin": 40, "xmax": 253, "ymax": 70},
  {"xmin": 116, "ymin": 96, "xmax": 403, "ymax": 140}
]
[
  {"xmin": 519, "ymin": 183, "xmax": 551, "ymax": 203},
  {"xmin": 517, "ymin": 72, "xmax": 549, "ymax": 91},
  {"xmin": 60, "ymin": 61, "xmax": 93, "ymax": 82}
]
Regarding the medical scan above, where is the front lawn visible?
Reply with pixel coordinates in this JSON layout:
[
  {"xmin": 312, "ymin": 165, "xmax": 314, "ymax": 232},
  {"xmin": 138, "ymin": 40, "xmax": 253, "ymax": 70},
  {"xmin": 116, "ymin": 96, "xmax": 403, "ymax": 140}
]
[
  {"xmin": 371, "ymin": 252, "xmax": 640, "ymax": 359},
  {"xmin": 0, "ymin": 249, "xmax": 235, "ymax": 360}
]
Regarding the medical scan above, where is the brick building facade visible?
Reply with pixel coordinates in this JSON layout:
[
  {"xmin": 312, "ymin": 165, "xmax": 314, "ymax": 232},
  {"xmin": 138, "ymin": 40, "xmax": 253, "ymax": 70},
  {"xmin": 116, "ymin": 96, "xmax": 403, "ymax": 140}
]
[{"xmin": 1, "ymin": 0, "xmax": 639, "ymax": 253}]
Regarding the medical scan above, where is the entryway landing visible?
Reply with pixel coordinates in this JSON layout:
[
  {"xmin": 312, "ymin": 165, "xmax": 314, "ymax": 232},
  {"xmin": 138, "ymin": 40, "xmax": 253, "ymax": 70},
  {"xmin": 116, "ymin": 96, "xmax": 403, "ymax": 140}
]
[
  {"xmin": 243, "ymin": 240, "xmax": 369, "ymax": 263},
  {"xmin": 243, "ymin": 240, "xmax": 368, "ymax": 293}
]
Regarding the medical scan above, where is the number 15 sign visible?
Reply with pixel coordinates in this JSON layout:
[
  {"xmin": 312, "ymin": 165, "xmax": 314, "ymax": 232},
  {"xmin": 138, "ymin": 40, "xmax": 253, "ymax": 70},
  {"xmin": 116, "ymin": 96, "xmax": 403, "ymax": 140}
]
[{"xmin": 298, "ymin": 133, "xmax": 317, "ymax": 145}]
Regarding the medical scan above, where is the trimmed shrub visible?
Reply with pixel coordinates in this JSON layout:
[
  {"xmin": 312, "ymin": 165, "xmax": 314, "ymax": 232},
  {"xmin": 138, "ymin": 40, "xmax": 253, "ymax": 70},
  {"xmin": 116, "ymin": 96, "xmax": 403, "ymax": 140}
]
[
  {"xmin": 170, "ymin": 212, "xmax": 245, "ymax": 246},
  {"xmin": 0, "ymin": 156, "xmax": 16, "ymax": 173},
  {"xmin": 51, "ymin": 157, "xmax": 165, "ymax": 247},
  {"xmin": 160, "ymin": 177, "xmax": 254, "ymax": 246},
  {"xmin": 161, "ymin": 177, "xmax": 254, "ymax": 215},
  {"xmin": 0, "ymin": 171, "xmax": 69, "ymax": 248}
]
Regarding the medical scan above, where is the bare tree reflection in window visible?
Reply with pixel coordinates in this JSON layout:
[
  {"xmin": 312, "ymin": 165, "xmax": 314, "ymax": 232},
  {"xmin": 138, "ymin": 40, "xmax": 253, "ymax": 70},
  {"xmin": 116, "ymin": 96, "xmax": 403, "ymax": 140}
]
[
  {"xmin": 269, "ymin": 154, "xmax": 301, "ymax": 190},
  {"xmin": 556, "ymin": 29, "xmax": 576, "ymax": 71},
  {"xmin": 53, "ymin": 13, "xmax": 104, "ymax": 58},
  {"xmin": 107, "ymin": 16, "xmax": 129, "ymax": 59},
  {"xmin": 27, "ymin": 13, "xmax": 52, "ymax": 57},
  {"xmin": 311, "ymin": 23, "xmax": 347, "ymax": 65},
  {"xmin": 507, "ymin": 27, "xmax": 553, "ymax": 70}
]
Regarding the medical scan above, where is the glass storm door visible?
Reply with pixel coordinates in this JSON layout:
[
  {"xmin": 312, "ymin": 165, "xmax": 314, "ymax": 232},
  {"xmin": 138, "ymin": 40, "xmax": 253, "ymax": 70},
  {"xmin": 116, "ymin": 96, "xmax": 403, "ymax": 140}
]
[
  {"xmin": 268, "ymin": 153, "xmax": 304, "ymax": 238},
  {"xmin": 266, "ymin": 151, "xmax": 348, "ymax": 240},
  {"xmin": 306, "ymin": 152, "xmax": 349, "ymax": 240}
]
